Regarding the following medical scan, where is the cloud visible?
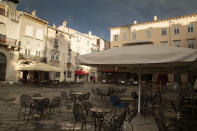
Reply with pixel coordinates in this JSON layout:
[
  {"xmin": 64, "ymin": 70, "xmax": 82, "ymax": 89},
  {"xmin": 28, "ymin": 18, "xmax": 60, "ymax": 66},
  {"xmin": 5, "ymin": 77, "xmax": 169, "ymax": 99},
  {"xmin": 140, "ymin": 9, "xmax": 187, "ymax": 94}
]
[{"xmin": 17, "ymin": 0, "xmax": 197, "ymax": 40}]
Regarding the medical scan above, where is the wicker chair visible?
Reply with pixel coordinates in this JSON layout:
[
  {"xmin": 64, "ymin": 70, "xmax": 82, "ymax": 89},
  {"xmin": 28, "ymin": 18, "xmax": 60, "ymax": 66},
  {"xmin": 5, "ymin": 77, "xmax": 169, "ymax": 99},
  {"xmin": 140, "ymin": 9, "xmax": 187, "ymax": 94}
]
[
  {"xmin": 18, "ymin": 94, "xmax": 33, "ymax": 119},
  {"xmin": 73, "ymin": 103, "xmax": 87, "ymax": 131},
  {"xmin": 50, "ymin": 96, "xmax": 61, "ymax": 115}
]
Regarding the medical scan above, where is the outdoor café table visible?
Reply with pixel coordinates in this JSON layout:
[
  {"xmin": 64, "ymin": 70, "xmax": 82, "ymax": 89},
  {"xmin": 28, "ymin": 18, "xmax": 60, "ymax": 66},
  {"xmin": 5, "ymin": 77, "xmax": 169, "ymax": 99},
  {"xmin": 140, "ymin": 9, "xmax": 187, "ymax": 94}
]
[
  {"xmin": 71, "ymin": 92, "xmax": 85, "ymax": 102},
  {"xmin": 90, "ymin": 107, "xmax": 112, "ymax": 131},
  {"xmin": 32, "ymin": 97, "xmax": 45, "ymax": 118}
]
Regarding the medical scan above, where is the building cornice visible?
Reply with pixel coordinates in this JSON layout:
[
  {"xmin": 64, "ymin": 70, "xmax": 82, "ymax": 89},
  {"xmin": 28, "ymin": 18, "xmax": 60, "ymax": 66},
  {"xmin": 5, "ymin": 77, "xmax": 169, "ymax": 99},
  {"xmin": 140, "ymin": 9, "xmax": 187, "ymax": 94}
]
[
  {"xmin": 23, "ymin": 12, "xmax": 48, "ymax": 25},
  {"xmin": 47, "ymin": 25, "xmax": 74, "ymax": 37},
  {"xmin": 109, "ymin": 13, "xmax": 197, "ymax": 30}
]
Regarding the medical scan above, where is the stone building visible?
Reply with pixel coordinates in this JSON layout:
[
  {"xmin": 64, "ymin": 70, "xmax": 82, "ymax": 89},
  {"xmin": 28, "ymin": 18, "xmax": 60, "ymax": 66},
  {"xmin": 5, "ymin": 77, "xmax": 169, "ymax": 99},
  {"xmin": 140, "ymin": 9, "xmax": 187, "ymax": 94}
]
[
  {"xmin": 109, "ymin": 14, "xmax": 197, "ymax": 84},
  {"xmin": 0, "ymin": 0, "xmax": 20, "ymax": 82},
  {"xmin": 58, "ymin": 20, "xmax": 109, "ymax": 82},
  {"xmin": 110, "ymin": 14, "xmax": 197, "ymax": 49},
  {"xmin": 0, "ymin": 0, "xmax": 109, "ymax": 83},
  {"xmin": 17, "ymin": 10, "xmax": 48, "ymax": 81},
  {"xmin": 46, "ymin": 24, "xmax": 73, "ymax": 82}
]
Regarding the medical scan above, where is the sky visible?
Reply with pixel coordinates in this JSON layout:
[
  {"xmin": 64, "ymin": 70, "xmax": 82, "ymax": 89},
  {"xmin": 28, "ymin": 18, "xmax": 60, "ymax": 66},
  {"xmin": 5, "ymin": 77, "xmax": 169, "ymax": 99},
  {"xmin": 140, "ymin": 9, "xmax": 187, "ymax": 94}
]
[{"xmin": 17, "ymin": 0, "xmax": 197, "ymax": 40}]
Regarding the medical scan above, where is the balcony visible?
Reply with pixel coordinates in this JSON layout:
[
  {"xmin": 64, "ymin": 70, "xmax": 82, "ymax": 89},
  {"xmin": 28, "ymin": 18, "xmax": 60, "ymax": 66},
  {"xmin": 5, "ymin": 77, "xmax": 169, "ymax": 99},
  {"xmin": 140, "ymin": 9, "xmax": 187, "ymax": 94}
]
[
  {"xmin": 6, "ymin": 37, "xmax": 17, "ymax": 47},
  {"xmin": 6, "ymin": 12, "xmax": 20, "ymax": 22},
  {"xmin": 0, "ymin": 35, "xmax": 18, "ymax": 49},
  {"xmin": 0, "ymin": 34, "xmax": 6, "ymax": 43}
]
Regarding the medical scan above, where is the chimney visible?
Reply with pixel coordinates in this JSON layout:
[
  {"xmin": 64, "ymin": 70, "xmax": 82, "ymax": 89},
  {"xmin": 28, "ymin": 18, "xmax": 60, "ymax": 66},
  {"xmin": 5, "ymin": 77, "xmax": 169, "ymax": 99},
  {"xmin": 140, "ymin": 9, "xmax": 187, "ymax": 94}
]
[
  {"xmin": 154, "ymin": 16, "xmax": 158, "ymax": 21},
  {"xmin": 53, "ymin": 24, "xmax": 56, "ymax": 28},
  {"xmin": 63, "ymin": 19, "xmax": 67, "ymax": 27},
  {"xmin": 134, "ymin": 20, "xmax": 137, "ymax": 24},
  {"xmin": 88, "ymin": 31, "xmax": 92, "ymax": 36},
  {"xmin": 32, "ymin": 10, "xmax": 36, "ymax": 16}
]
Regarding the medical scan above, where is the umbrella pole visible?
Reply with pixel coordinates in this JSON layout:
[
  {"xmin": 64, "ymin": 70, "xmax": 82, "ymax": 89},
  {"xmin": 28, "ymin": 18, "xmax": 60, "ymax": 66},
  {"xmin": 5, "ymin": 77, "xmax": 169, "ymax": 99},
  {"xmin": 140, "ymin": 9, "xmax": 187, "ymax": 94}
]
[
  {"xmin": 138, "ymin": 69, "xmax": 141, "ymax": 113},
  {"xmin": 133, "ymin": 68, "xmax": 152, "ymax": 125}
]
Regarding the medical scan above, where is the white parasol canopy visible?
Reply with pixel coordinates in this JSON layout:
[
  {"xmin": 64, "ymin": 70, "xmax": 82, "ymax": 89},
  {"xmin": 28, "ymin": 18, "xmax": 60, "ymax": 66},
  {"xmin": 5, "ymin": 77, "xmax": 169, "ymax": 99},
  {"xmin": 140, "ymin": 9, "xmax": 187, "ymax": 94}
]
[
  {"xmin": 77, "ymin": 44, "xmax": 197, "ymax": 113},
  {"xmin": 18, "ymin": 62, "xmax": 62, "ymax": 72},
  {"xmin": 77, "ymin": 44, "xmax": 197, "ymax": 66}
]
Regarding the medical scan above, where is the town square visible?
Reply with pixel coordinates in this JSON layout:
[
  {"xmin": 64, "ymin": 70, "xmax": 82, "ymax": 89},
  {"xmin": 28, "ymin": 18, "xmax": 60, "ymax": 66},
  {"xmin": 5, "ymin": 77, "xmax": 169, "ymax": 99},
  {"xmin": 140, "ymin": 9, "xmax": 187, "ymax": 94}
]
[{"xmin": 0, "ymin": 0, "xmax": 197, "ymax": 131}]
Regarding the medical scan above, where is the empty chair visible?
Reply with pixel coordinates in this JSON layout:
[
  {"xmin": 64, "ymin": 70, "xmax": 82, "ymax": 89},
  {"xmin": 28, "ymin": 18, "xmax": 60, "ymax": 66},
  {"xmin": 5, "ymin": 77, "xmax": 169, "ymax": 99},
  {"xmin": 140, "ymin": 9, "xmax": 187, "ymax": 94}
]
[
  {"xmin": 73, "ymin": 103, "xmax": 86, "ymax": 131},
  {"xmin": 82, "ymin": 101, "xmax": 93, "ymax": 117},
  {"xmin": 40, "ymin": 98, "xmax": 51, "ymax": 119},
  {"xmin": 50, "ymin": 96, "xmax": 61, "ymax": 115},
  {"xmin": 84, "ymin": 92, "xmax": 91, "ymax": 101},
  {"xmin": 104, "ymin": 111, "xmax": 126, "ymax": 131},
  {"xmin": 110, "ymin": 95, "xmax": 127, "ymax": 114},
  {"xmin": 131, "ymin": 91, "xmax": 138, "ymax": 99},
  {"xmin": 18, "ymin": 94, "xmax": 32, "ymax": 119},
  {"xmin": 60, "ymin": 91, "xmax": 71, "ymax": 103}
]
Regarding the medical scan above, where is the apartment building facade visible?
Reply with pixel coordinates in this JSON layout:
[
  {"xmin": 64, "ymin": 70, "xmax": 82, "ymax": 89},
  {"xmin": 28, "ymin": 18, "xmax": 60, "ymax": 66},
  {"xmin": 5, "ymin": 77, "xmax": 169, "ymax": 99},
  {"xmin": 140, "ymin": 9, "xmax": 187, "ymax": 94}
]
[
  {"xmin": 58, "ymin": 21, "xmax": 109, "ymax": 82},
  {"xmin": 0, "ymin": 0, "xmax": 109, "ymax": 83},
  {"xmin": 0, "ymin": 0, "xmax": 20, "ymax": 82},
  {"xmin": 109, "ymin": 14, "xmax": 197, "ymax": 84},
  {"xmin": 110, "ymin": 14, "xmax": 197, "ymax": 49}
]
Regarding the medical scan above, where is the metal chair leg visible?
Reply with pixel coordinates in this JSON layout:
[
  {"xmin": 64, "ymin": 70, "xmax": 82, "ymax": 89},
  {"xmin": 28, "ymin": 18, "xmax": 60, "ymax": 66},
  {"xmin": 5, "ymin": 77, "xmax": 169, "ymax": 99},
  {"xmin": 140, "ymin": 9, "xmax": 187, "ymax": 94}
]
[{"xmin": 18, "ymin": 107, "xmax": 22, "ymax": 118}]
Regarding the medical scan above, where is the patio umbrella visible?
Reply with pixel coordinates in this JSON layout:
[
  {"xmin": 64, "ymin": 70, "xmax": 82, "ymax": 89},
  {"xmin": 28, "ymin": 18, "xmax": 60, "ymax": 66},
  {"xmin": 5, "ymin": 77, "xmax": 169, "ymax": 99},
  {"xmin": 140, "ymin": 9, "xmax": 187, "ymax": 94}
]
[
  {"xmin": 76, "ymin": 44, "xmax": 197, "ymax": 114},
  {"xmin": 18, "ymin": 62, "xmax": 62, "ymax": 72}
]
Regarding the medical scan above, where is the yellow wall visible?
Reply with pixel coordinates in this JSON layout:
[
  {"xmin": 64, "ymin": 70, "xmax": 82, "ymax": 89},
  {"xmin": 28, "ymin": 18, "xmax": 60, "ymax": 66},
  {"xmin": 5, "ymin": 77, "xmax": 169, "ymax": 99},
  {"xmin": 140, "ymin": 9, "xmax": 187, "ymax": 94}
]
[{"xmin": 110, "ymin": 14, "xmax": 197, "ymax": 49}]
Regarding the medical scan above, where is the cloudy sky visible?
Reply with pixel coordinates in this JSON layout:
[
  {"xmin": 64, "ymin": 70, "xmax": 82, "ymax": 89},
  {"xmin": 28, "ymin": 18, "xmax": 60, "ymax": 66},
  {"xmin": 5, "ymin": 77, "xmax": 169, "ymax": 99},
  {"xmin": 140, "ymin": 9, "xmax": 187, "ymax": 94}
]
[{"xmin": 17, "ymin": 0, "xmax": 197, "ymax": 40}]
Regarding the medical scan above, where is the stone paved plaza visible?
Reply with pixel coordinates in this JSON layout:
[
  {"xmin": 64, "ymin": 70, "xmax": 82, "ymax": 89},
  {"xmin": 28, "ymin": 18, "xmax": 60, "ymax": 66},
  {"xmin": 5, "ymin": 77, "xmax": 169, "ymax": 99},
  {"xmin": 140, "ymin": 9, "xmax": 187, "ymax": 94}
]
[{"xmin": 0, "ymin": 82, "xmax": 160, "ymax": 131}]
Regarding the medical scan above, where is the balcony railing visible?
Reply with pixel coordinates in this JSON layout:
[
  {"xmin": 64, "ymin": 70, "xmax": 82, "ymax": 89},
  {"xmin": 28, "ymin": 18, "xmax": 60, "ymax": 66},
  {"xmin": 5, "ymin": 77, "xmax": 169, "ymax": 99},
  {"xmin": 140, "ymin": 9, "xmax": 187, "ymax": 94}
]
[
  {"xmin": 6, "ymin": 12, "xmax": 20, "ymax": 22},
  {"xmin": 6, "ymin": 37, "xmax": 17, "ymax": 47}
]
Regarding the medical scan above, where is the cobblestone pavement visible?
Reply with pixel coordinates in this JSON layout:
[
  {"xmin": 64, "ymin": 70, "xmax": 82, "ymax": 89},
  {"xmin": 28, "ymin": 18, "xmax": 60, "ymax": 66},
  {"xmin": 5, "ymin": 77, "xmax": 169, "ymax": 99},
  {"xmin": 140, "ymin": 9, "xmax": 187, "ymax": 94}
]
[{"xmin": 0, "ymin": 82, "xmax": 159, "ymax": 131}]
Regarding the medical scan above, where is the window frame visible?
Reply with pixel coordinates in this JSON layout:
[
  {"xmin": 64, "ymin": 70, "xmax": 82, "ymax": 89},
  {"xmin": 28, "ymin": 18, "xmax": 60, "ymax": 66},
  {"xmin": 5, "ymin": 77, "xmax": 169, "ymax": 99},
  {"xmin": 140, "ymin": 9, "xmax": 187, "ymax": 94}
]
[
  {"xmin": 114, "ymin": 34, "xmax": 118, "ymax": 41},
  {"xmin": 146, "ymin": 30, "xmax": 151, "ymax": 38},
  {"xmin": 188, "ymin": 24, "xmax": 194, "ymax": 33},
  {"xmin": 162, "ymin": 28, "xmax": 167, "ymax": 36}
]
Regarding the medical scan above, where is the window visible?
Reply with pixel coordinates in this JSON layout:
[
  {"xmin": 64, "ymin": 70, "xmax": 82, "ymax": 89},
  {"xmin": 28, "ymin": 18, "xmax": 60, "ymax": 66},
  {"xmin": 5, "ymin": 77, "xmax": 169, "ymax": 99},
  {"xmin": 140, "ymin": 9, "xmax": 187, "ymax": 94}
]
[
  {"xmin": 188, "ymin": 24, "xmax": 194, "ymax": 33},
  {"xmin": 54, "ymin": 38, "xmax": 58, "ymax": 48},
  {"xmin": 173, "ymin": 40, "xmax": 181, "ymax": 47},
  {"xmin": 146, "ymin": 30, "xmax": 151, "ymax": 38},
  {"xmin": 132, "ymin": 32, "xmax": 136, "ymax": 39},
  {"xmin": 25, "ymin": 49, "xmax": 30, "ymax": 56},
  {"xmin": 162, "ymin": 28, "xmax": 167, "ymax": 36},
  {"xmin": 10, "ymin": 53, "xmax": 14, "ymax": 59},
  {"xmin": 56, "ymin": 72, "xmax": 60, "ymax": 78},
  {"xmin": 77, "ymin": 34, "xmax": 81, "ymax": 42},
  {"xmin": 0, "ymin": 8, "xmax": 5, "ymax": 16},
  {"xmin": 51, "ymin": 55, "xmax": 54, "ymax": 60},
  {"xmin": 25, "ymin": 25, "xmax": 33, "ymax": 37},
  {"xmin": 36, "ymin": 51, "xmax": 40, "ymax": 56},
  {"xmin": 55, "ymin": 55, "xmax": 59, "ymax": 61},
  {"xmin": 174, "ymin": 27, "xmax": 180, "ymax": 34},
  {"xmin": 187, "ymin": 39, "xmax": 194, "ymax": 48},
  {"xmin": 36, "ymin": 29, "xmax": 43, "ymax": 40},
  {"xmin": 161, "ymin": 41, "xmax": 168, "ymax": 46},
  {"xmin": 114, "ymin": 35, "xmax": 118, "ymax": 41},
  {"xmin": 67, "ymin": 71, "xmax": 72, "ymax": 78},
  {"xmin": 123, "ymin": 33, "xmax": 127, "ymax": 40}
]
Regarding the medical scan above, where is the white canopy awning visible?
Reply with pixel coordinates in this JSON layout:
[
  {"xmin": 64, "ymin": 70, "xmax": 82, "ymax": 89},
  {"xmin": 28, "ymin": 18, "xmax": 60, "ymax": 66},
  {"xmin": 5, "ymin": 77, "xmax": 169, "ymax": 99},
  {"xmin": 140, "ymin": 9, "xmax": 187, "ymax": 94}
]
[
  {"xmin": 76, "ymin": 44, "xmax": 197, "ymax": 68},
  {"xmin": 76, "ymin": 44, "xmax": 197, "ymax": 114},
  {"xmin": 18, "ymin": 62, "xmax": 62, "ymax": 72}
]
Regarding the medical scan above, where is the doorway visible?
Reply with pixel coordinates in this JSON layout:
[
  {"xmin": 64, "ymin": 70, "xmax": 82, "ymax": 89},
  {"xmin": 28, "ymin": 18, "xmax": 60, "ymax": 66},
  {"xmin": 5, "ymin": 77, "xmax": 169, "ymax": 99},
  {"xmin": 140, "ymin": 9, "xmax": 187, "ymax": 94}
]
[{"xmin": 0, "ymin": 53, "xmax": 6, "ymax": 81}]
